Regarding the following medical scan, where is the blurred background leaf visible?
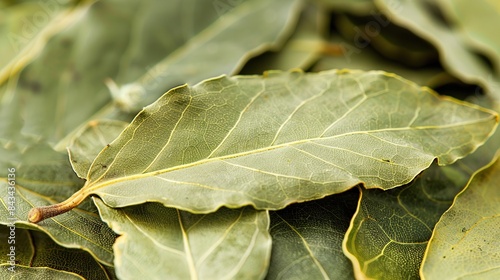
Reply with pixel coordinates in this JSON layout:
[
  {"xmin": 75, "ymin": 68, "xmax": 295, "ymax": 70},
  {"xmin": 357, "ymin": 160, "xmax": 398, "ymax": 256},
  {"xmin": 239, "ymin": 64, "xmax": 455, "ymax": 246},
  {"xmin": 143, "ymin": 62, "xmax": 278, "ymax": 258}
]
[
  {"xmin": 67, "ymin": 119, "xmax": 128, "ymax": 178},
  {"xmin": 0, "ymin": 0, "xmax": 303, "ymax": 149},
  {"xmin": 240, "ymin": 2, "xmax": 327, "ymax": 73},
  {"xmin": 374, "ymin": 0, "xmax": 500, "ymax": 100}
]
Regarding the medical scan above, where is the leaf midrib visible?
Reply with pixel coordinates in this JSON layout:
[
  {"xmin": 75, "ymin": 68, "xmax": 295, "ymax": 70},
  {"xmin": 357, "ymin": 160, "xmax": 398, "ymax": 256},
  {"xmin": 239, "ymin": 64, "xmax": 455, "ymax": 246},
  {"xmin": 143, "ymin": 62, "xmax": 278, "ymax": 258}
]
[{"xmin": 84, "ymin": 117, "xmax": 493, "ymax": 193}]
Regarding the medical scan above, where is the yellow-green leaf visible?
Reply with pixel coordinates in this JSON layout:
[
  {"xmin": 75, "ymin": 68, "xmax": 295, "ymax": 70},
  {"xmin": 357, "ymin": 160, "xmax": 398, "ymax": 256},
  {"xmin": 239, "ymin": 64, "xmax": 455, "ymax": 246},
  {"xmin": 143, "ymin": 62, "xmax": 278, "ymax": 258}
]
[
  {"xmin": 421, "ymin": 155, "xmax": 500, "ymax": 280},
  {"xmin": 374, "ymin": 0, "xmax": 500, "ymax": 98},
  {"xmin": 267, "ymin": 189, "xmax": 358, "ymax": 280},
  {"xmin": 0, "ymin": 265, "xmax": 85, "ymax": 280},
  {"xmin": 30, "ymin": 69, "xmax": 497, "ymax": 222},
  {"xmin": 68, "ymin": 120, "xmax": 129, "ymax": 179},
  {"xmin": 0, "ymin": 227, "xmax": 116, "ymax": 279},
  {"xmin": 0, "ymin": 0, "xmax": 86, "ymax": 83},
  {"xmin": 316, "ymin": 0, "xmax": 375, "ymax": 15},
  {"xmin": 343, "ymin": 163, "xmax": 467, "ymax": 279},
  {"xmin": 0, "ymin": 0, "xmax": 302, "ymax": 147},
  {"xmin": 240, "ymin": 3, "xmax": 327, "ymax": 73},
  {"xmin": 313, "ymin": 37, "xmax": 443, "ymax": 88},
  {"xmin": 95, "ymin": 199, "xmax": 271, "ymax": 280},
  {"xmin": 439, "ymin": 0, "xmax": 500, "ymax": 75},
  {"xmin": 0, "ymin": 141, "xmax": 116, "ymax": 265}
]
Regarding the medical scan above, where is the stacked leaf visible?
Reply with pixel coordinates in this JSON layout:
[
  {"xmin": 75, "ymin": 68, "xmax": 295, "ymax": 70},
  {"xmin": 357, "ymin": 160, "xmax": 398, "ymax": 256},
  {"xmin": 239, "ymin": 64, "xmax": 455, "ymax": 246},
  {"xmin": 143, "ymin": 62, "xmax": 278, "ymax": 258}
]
[{"xmin": 2, "ymin": 0, "xmax": 500, "ymax": 279}]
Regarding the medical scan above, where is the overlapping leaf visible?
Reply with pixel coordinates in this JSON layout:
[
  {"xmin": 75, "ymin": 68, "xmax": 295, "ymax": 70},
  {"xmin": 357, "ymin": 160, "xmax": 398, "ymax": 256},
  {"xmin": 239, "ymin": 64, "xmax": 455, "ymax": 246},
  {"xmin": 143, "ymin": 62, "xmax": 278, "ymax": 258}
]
[
  {"xmin": 421, "ymin": 155, "xmax": 500, "ymax": 279},
  {"xmin": 267, "ymin": 189, "xmax": 358, "ymax": 280},
  {"xmin": 0, "ymin": 0, "xmax": 85, "ymax": 83},
  {"xmin": 68, "ymin": 120, "xmax": 129, "ymax": 179},
  {"xmin": 95, "ymin": 199, "xmax": 271, "ymax": 280},
  {"xmin": 334, "ymin": 11, "xmax": 439, "ymax": 68},
  {"xmin": 50, "ymin": 69, "xmax": 497, "ymax": 216},
  {"xmin": 0, "ymin": 227, "xmax": 116, "ymax": 279},
  {"xmin": 317, "ymin": 0, "xmax": 375, "ymax": 15},
  {"xmin": 0, "ymin": 141, "xmax": 116, "ymax": 265},
  {"xmin": 0, "ymin": 0, "xmax": 302, "ymax": 147},
  {"xmin": 374, "ymin": 0, "xmax": 500, "ymax": 98},
  {"xmin": 342, "ymin": 105, "xmax": 500, "ymax": 279},
  {"xmin": 3, "ymin": 1, "xmax": 500, "ymax": 278},
  {"xmin": 438, "ymin": 0, "xmax": 500, "ymax": 74},
  {"xmin": 240, "ymin": 3, "xmax": 327, "ymax": 73},
  {"xmin": 0, "ymin": 265, "xmax": 85, "ymax": 280},
  {"xmin": 343, "ymin": 164, "xmax": 468, "ymax": 279},
  {"xmin": 312, "ymin": 37, "xmax": 443, "ymax": 88}
]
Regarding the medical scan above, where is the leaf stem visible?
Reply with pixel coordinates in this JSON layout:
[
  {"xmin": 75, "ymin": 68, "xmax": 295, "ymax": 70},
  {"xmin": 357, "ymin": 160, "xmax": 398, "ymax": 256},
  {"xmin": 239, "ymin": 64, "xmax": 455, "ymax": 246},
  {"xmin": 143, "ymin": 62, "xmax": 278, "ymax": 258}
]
[{"xmin": 28, "ymin": 190, "xmax": 87, "ymax": 223}]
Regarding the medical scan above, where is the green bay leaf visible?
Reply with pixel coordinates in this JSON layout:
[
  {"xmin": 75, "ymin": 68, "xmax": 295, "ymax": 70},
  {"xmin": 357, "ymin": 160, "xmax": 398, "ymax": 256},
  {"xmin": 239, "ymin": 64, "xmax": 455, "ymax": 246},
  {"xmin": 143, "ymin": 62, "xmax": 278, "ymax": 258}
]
[
  {"xmin": 95, "ymin": 199, "xmax": 271, "ymax": 280},
  {"xmin": 374, "ymin": 0, "xmax": 500, "ymax": 99},
  {"xmin": 68, "ymin": 120, "xmax": 129, "ymax": 179},
  {"xmin": 0, "ymin": 265, "xmax": 86, "ymax": 280},
  {"xmin": 439, "ymin": 0, "xmax": 500, "ymax": 75},
  {"xmin": 267, "ymin": 189, "xmax": 358, "ymax": 280},
  {"xmin": 0, "ymin": 0, "xmax": 302, "ymax": 147},
  {"xmin": 343, "ymin": 110, "xmax": 500, "ymax": 279},
  {"xmin": 421, "ymin": 154, "xmax": 500, "ymax": 280},
  {"xmin": 0, "ymin": 227, "xmax": 116, "ymax": 279},
  {"xmin": 0, "ymin": 141, "xmax": 116, "ymax": 266},
  {"xmin": 343, "ymin": 163, "xmax": 466, "ymax": 279},
  {"xmin": 0, "ymin": 0, "xmax": 85, "ymax": 83},
  {"xmin": 30, "ymin": 69, "xmax": 497, "ymax": 220},
  {"xmin": 240, "ymin": 3, "xmax": 327, "ymax": 74}
]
